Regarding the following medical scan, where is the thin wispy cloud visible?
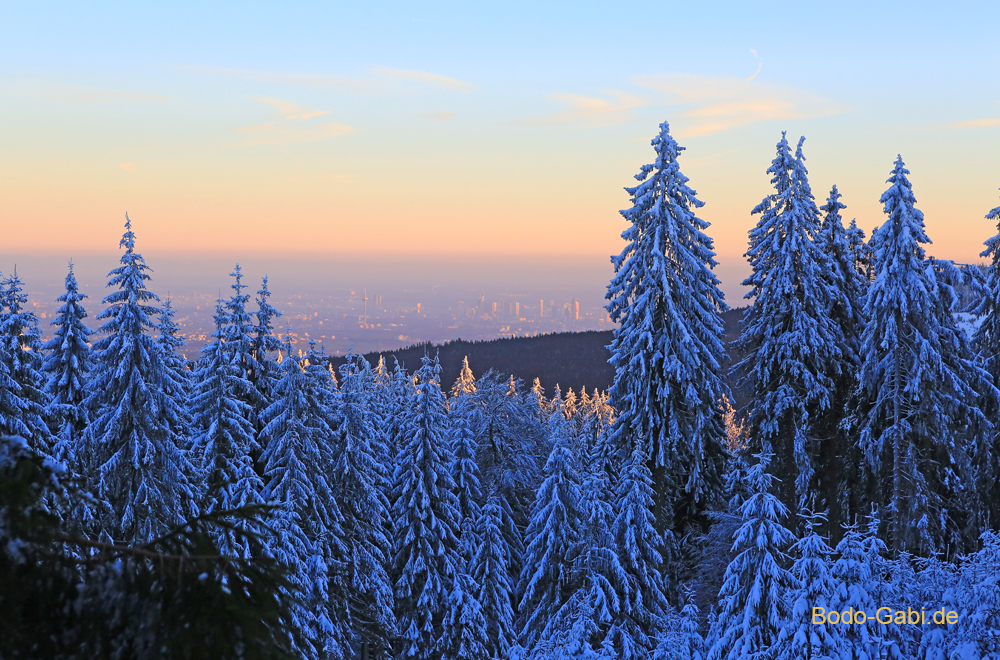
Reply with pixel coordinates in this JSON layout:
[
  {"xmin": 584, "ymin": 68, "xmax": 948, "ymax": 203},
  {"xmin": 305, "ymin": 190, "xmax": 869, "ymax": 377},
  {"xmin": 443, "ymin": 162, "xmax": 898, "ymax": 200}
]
[
  {"xmin": 949, "ymin": 117, "xmax": 1000, "ymax": 129},
  {"xmin": 633, "ymin": 72, "xmax": 842, "ymax": 138},
  {"xmin": 517, "ymin": 91, "xmax": 646, "ymax": 128},
  {"xmin": 254, "ymin": 97, "xmax": 331, "ymax": 120},
  {"xmin": 233, "ymin": 121, "xmax": 354, "ymax": 146},
  {"xmin": 120, "ymin": 163, "xmax": 136, "ymax": 171},
  {"xmin": 233, "ymin": 97, "xmax": 351, "ymax": 145},
  {"xmin": 371, "ymin": 66, "xmax": 475, "ymax": 91},
  {"xmin": 419, "ymin": 110, "xmax": 456, "ymax": 122}
]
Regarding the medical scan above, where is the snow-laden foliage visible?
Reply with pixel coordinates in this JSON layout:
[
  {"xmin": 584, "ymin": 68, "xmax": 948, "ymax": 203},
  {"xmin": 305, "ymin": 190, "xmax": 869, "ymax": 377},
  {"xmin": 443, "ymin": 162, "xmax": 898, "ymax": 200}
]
[
  {"xmin": 249, "ymin": 274, "xmax": 283, "ymax": 463},
  {"xmin": 0, "ymin": 269, "xmax": 52, "ymax": 456},
  {"xmin": 449, "ymin": 359, "xmax": 483, "ymax": 560},
  {"xmin": 41, "ymin": 261, "xmax": 92, "ymax": 462},
  {"xmin": 452, "ymin": 355, "xmax": 477, "ymax": 397},
  {"xmin": 773, "ymin": 517, "xmax": 841, "ymax": 660},
  {"xmin": 471, "ymin": 492, "xmax": 518, "ymax": 658},
  {"xmin": 189, "ymin": 300, "xmax": 265, "ymax": 557},
  {"xmin": 816, "ymin": 186, "xmax": 869, "ymax": 535},
  {"xmin": 391, "ymin": 354, "xmax": 462, "ymax": 660},
  {"xmin": 708, "ymin": 454, "xmax": 796, "ymax": 660},
  {"xmin": 858, "ymin": 156, "xmax": 993, "ymax": 555},
  {"xmin": 156, "ymin": 297, "xmax": 195, "ymax": 452},
  {"xmin": 612, "ymin": 448, "xmax": 669, "ymax": 642},
  {"xmin": 829, "ymin": 523, "xmax": 881, "ymax": 660},
  {"xmin": 606, "ymin": 120, "xmax": 729, "ymax": 538},
  {"xmin": 261, "ymin": 340, "xmax": 346, "ymax": 659},
  {"xmin": 518, "ymin": 424, "xmax": 584, "ymax": 650},
  {"xmin": 972, "ymin": 190, "xmax": 1000, "ymax": 534},
  {"xmin": 332, "ymin": 354, "xmax": 396, "ymax": 659},
  {"xmin": 439, "ymin": 574, "xmax": 491, "ymax": 660},
  {"xmin": 82, "ymin": 215, "xmax": 196, "ymax": 543},
  {"xmin": 736, "ymin": 134, "xmax": 846, "ymax": 522}
]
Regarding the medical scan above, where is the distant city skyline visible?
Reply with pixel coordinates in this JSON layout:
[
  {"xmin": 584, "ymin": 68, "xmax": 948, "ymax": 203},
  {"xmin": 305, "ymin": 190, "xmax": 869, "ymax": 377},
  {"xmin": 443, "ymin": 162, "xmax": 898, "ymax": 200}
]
[
  {"xmin": 1, "ymin": 250, "xmax": 622, "ymax": 357},
  {"xmin": 2, "ymin": 2, "xmax": 999, "ymax": 284}
]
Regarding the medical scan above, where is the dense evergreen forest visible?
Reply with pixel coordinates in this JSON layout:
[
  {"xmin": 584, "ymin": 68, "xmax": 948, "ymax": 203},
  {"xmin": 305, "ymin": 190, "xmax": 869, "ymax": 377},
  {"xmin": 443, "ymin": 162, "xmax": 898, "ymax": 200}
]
[{"xmin": 2, "ymin": 122, "xmax": 1000, "ymax": 659}]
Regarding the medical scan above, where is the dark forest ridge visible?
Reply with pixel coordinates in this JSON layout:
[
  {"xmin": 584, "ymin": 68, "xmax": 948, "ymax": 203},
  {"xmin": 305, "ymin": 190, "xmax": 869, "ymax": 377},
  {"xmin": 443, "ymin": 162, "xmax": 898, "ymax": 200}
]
[{"xmin": 331, "ymin": 307, "xmax": 746, "ymax": 397}]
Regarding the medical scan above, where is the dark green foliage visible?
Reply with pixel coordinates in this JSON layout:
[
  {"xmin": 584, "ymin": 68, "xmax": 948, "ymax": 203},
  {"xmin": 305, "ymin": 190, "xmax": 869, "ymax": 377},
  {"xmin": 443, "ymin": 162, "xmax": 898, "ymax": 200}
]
[{"xmin": 0, "ymin": 434, "xmax": 298, "ymax": 660}]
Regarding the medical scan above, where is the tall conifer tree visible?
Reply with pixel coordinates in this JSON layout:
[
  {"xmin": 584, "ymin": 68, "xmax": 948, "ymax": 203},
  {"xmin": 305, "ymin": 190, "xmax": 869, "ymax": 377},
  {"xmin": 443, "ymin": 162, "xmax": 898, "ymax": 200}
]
[
  {"xmin": 190, "ymin": 300, "xmax": 265, "ymax": 557},
  {"xmin": 83, "ymin": 214, "xmax": 196, "ymax": 543},
  {"xmin": 333, "ymin": 355, "xmax": 395, "ymax": 659},
  {"xmin": 0, "ymin": 270, "xmax": 51, "ymax": 455},
  {"xmin": 156, "ymin": 297, "xmax": 195, "ymax": 454},
  {"xmin": 517, "ymin": 429, "xmax": 583, "ymax": 650},
  {"xmin": 858, "ymin": 157, "xmax": 992, "ymax": 555},
  {"xmin": 605, "ymin": 120, "xmax": 729, "ymax": 539},
  {"xmin": 249, "ymin": 275, "xmax": 283, "ymax": 469},
  {"xmin": 815, "ymin": 185, "xmax": 868, "ymax": 535},
  {"xmin": 736, "ymin": 134, "xmax": 844, "ymax": 520},
  {"xmin": 708, "ymin": 454, "xmax": 796, "ymax": 660},
  {"xmin": 391, "ymin": 354, "xmax": 462, "ymax": 660},
  {"xmin": 42, "ymin": 261, "xmax": 92, "ymax": 462},
  {"xmin": 261, "ymin": 340, "xmax": 346, "ymax": 658},
  {"xmin": 972, "ymin": 190, "xmax": 1000, "ymax": 531},
  {"xmin": 471, "ymin": 492, "xmax": 517, "ymax": 659}
]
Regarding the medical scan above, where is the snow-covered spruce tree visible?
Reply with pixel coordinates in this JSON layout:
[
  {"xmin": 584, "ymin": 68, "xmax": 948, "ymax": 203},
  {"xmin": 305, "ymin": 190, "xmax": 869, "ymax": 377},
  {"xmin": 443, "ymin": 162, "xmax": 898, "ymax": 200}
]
[
  {"xmin": 385, "ymin": 357, "xmax": 415, "ymax": 451},
  {"xmin": 332, "ymin": 355, "xmax": 395, "ymax": 660},
  {"xmin": 156, "ymin": 297, "xmax": 195, "ymax": 454},
  {"xmin": 223, "ymin": 266, "xmax": 265, "ymax": 438},
  {"xmin": 41, "ymin": 261, "xmax": 92, "ymax": 463},
  {"xmin": 82, "ymin": 216, "xmax": 196, "ymax": 543},
  {"xmin": 972, "ymin": 190, "xmax": 1000, "ymax": 532},
  {"xmin": 357, "ymin": 353, "xmax": 395, "ymax": 495},
  {"xmin": 707, "ymin": 453, "xmax": 796, "ymax": 660},
  {"xmin": 530, "ymin": 377, "xmax": 548, "ymax": 421},
  {"xmin": 846, "ymin": 218, "xmax": 873, "ymax": 285},
  {"xmin": 0, "ymin": 270, "xmax": 51, "ymax": 455},
  {"xmin": 605, "ymin": 120, "xmax": 729, "ymax": 540},
  {"xmin": 391, "ymin": 354, "xmax": 462, "ymax": 660},
  {"xmin": 517, "ymin": 425, "xmax": 584, "ymax": 650},
  {"xmin": 248, "ymin": 275, "xmax": 283, "ymax": 469},
  {"xmin": 816, "ymin": 186, "xmax": 868, "ymax": 537},
  {"xmin": 562, "ymin": 441, "xmax": 630, "ymax": 657},
  {"xmin": 189, "ymin": 300, "xmax": 265, "ymax": 558},
  {"xmin": 858, "ymin": 156, "xmax": 992, "ymax": 555},
  {"xmin": 655, "ymin": 589, "xmax": 705, "ymax": 660},
  {"xmin": 735, "ymin": 134, "xmax": 845, "ymax": 524},
  {"xmin": 948, "ymin": 531, "xmax": 1000, "ymax": 658},
  {"xmin": 452, "ymin": 355, "xmax": 477, "ymax": 397},
  {"xmin": 448, "ymin": 357, "xmax": 483, "ymax": 557},
  {"xmin": 611, "ymin": 447, "xmax": 669, "ymax": 645},
  {"xmin": 469, "ymin": 371, "xmax": 537, "ymax": 591},
  {"xmin": 772, "ymin": 516, "xmax": 841, "ymax": 660},
  {"xmin": 450, "ymin": 392, "xmax": 484, "ymax": 560},
  {"xmin": 439, "ymin": 573, "xmax": 491, "ymax": 660},
  {"xmin": 260, "ymin": 339, "xmax": 345, "ymax": 659},
  {"xmin": 471, "ymin": 492, "xmax": 517, "ymax": 659},
  {"xmin": 829, "ymin": 523, "xmax": 881, "ymax": 660}
]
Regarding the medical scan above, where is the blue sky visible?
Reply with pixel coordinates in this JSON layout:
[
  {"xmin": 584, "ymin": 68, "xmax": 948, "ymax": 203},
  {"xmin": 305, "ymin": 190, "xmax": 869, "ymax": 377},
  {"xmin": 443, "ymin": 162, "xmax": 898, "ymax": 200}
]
[{"xmin": 1, "ymin": 0, "xmax": 998, "ymax": 303}]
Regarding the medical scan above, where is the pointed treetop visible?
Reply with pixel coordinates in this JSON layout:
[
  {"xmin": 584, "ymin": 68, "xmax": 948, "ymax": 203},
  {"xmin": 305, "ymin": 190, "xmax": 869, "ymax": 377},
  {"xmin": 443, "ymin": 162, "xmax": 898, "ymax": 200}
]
[
  {"xmin": 451, "ymin": 355, "xmax": 477, "ymax": 397},
  {"xmin": 231, "ymin": 262, "xmax": 243, "ymax": 282},
  {"xmin": 121, "ymin": 212, "xmax": 136, "ymax": 251},
  {"xmin": 987, "ymin": 188, "xmax": 1000, "ymax": 224},
  {"xmin": 881, "ymin": 155, "xmax": 920, "ymax": 212},
  {"xmin": 821, "ymin": 184, "xmax": 846, "ymax": 220}
]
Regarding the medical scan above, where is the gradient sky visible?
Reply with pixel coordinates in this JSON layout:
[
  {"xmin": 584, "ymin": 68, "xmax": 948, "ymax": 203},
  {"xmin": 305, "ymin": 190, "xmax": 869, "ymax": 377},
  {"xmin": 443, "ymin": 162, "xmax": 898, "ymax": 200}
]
[{"xmin": 2, "ymin": 0, "xmax": 999, "ymax": 302}]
